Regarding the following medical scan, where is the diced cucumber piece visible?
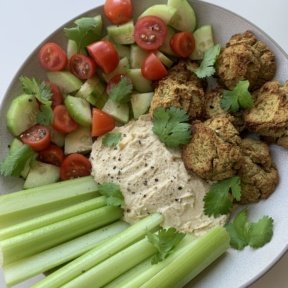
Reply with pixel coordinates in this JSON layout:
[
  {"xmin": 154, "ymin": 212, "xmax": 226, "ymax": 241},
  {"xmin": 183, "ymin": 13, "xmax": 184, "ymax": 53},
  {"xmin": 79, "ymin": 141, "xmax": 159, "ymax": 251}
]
[
  {"xmin": 76, "ymin": 78, "xmax": 107, "ymax": 108},
  {"xmin": 47, "ymin": 72, "xmax": 82, "ymax": 94},
  {"xmin": 23, "ymin": 161, "xmax": 60, "ymax": 189},
  {"xmin": 131, "ymin": 92, "xmax": 154, "ymax": 119},
  {"xmin": 102, "ymin": 99, "xmax": 129, "ymax": 123},
  {"xmin": 6, "ymin": 94, "xmax": 38, "ymax": 136},
  {"xmin": 64, "ymin": 96, "xmax": 92, "ymax": 127},
  {"xmin": 103, "ymin": 57, "xmax": 130, "ymax": 82},
  {"xmin": 168, "ymin": 0, "xmax": 197, "ymax": 32},
  {"xmin": 190, "ymin": 25, "xmax": 214, "ymax": 60},
  {"xmin": 48, "ymin": 126, "xmax": 65, "ymax": 147},
  {"xmin": 107, "ymin": 21, "xmax": 135, "ymax": 45},
  {"xmin": 127, "ymin": 69, "xmax": 153, "ymax": 93},
  {"xmin": 156, "ymin": 51, "xmax": 174, "ymax": 68},
  {"xmin": 159, "ymin": 26, "xmax": 177, "ymax": 56},
  {"xmin": 64, "ymin": 127, "xmax": 93, "ymax": 155},
  {"xmin": 114, "ymin": 43, "xmax": 131, "ymax": 59},
  {"xmin": 130, "ymin": 45, "xmax": 149, "ymax": 68},
  {"xmin": 139, "ymin": 4, "xmax": 177, "ymax": 24},
  {"xmin": 66, "ymin": 40, "xmax": 88, "ymax": 58}
]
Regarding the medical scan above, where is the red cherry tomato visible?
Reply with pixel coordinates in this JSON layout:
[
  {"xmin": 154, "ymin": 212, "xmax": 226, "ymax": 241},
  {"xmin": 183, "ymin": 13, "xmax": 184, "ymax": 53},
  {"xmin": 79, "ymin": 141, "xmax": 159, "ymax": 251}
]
[
  {"xmin": 134, "ymin": 16, "xmax": 167, "ymax": 51},
  {"xmin": 92, "ymin": 108, "xmax": 116, "ymax": 137},
  {"xmin": 38, "ymin": 144, "xmax": 65, "ymax": 166},
  {"xmin": 46, "ymin": 82, "xmax": 63, "ymax": 109},
  {"xmin": 53, "ymin": 105, "xmax": 78, "ymax": 134},
  {"xmin": 106, "ymin": 74, "xmax": 132, "ymax": 94},
  {"xmin": 87, "ymin": 41, "xmax": 119, "ymax": 74},
  {"xmin": 20, "ymin": 125, "xmax": 51, "ymax": 151},
  {"xmin": 38, "ymin": 42, "xmax": 68, "ymax": 71},
  {"xmin": 141, "ymin": 53, "xmax": 168, "ymax": 81},
  {"xmin": 104, "ymin": 0, "xmax": 132, "ymax": 25},
  {"xmin": 170, "ymin": 32, "xmax": 196, "ymax": 58},
  {"xmin": 69, "ymin": 54, "xmax": 97, "ymax": 80},
  {"xmin": 60, "ymin": 153, "xmax": 92, "ymax": 180}
]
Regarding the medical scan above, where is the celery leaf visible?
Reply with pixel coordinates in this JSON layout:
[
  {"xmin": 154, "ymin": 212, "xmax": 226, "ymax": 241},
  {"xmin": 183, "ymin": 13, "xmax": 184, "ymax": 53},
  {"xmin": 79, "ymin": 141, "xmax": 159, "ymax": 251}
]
[
  {"xmin": 102, "ymin": 132, "xmax": 122, "ymax": 147},
  {"xmin": 97, "ymin": 182, "xmax": 124, "ymax": 207},
  {"xmin": 108, "ymin": 77, "xmax": 133, "ymax": 104}
]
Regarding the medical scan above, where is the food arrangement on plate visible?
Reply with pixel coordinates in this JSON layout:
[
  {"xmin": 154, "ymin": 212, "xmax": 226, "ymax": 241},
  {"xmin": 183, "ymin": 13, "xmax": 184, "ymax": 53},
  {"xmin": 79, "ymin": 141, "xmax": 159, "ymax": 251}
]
[{"xmin": 0, "ymin": 0, "xmax": 288, "ymax": 287}]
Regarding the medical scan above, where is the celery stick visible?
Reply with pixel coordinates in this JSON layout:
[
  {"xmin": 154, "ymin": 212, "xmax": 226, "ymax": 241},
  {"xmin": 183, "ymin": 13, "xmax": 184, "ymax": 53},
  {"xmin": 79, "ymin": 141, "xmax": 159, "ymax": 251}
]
[
  {"xmin": 4, "ymin": 221, "xmax": 129, "ymax": 287},
  {"xmin": 32, "ymin": 213, "xmax": 163, "ymax": 288},
  {"xmin": 0, "ymin": 206, "xmax": 122, "ymax": 265},
  {"xmin": 140, "ymin": 226, "xmax": 230, "ymax": 288},
  {"xmin": 0, "ymin": 196, "xmax": 106, "ymax": 240},
  {"xmin": 63, "ymin": 238, "xmax": 157, "ymax": 288}
]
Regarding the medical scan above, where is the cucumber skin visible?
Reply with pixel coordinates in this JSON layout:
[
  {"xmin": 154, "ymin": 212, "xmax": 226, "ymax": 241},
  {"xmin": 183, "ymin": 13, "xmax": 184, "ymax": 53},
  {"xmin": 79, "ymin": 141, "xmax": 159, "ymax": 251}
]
[{"xmin": 139, "ymin": 4, "xmax": 177, "ymax": 24}]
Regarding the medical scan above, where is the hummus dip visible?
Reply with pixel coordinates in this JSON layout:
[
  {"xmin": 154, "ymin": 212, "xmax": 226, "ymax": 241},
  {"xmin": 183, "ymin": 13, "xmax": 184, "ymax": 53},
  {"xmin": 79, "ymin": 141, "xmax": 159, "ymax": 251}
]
[{"xmin": 90, "ymin": 115, "xmax": 227, "ymax": 235}]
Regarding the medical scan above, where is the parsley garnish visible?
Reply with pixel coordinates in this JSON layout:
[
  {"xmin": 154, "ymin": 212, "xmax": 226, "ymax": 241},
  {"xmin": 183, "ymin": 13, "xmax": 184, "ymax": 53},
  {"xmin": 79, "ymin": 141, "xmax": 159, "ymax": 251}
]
[
  {"xmin": 193, "ymin": 44, "xmax": 221, "ymax": 78},
  {"xmin": 108, "ymin": 77, "xmax": 133, "ymax": 104},
  {"xmin": 102, "ymin": 132, "xmax": 122, "ymax": 147},
  {"xmin": 97, "ymin": 182, "xmax": 124, "ymax": 207},
  {"xmin": 220, "ymin": 80, "xmax": 254, "ymax": 112},
  {"xmin": 152, "ymin": 107, "xmax": 191, "ymax": 148},
  {"xmin": 204, "ymin": 176, "xmax": 241, "ymax": 217},
  {"xmin": 226, "ymin": 209, "xmax": 274, "ymax": 250},
  {"xmin": 147, "ymin": 227, "xmax": 185, "ymax": 264},
  {"xmin": 37, "ymin": 104, "xmax": 53, "ymax": 126}
]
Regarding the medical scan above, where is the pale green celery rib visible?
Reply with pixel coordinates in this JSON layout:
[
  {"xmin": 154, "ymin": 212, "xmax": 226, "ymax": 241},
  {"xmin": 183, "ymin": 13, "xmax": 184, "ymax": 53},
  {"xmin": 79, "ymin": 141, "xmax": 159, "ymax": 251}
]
[
  {"xmin": 140, "ymin": 226, "xmax": 230, "ymax": 288},
  {"xmin": 0, "ymin": 206, "xmax": 122, "ymax": 266},
  {"xmin": 0, "ymin": 196, "xmax": 106, "ymax": 240},
  {"xmin": 0, "ymin": 176, "xmax": 98, "ymax": 228},
  {"xmin": 4, "ymin": 221, "xmax": 129, "ymax": 287},
  {"xmin": 31, "ymin": 213, "xmax": 164, "ymax": 288},
  {"xmin": 62, "ymin": 237, "xmax": 157, "ymax": 288}
]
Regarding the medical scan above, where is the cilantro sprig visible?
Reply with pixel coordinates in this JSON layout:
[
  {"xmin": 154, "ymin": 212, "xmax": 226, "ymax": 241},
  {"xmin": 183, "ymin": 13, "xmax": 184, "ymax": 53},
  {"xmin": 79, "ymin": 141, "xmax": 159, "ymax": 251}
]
[
  {"xmin": 97, "ymin": 182, "xmax": 124, "ymax": 207},
  {"xmin": 152, "ymin": 107, "xmax": 192, "ymax": 148},
  {"xmin": 107, "ymin": 77, "xmax": 133, "ymax": 104},
  {"xmin": 204, "ymin": 176, "xmax": 241, "ymax": 217},
  {"xmin": 147, "ymin": 227, "xmax": 185, "ymax": 264},
  {"xmin": 102, "ymin": 132, "xmax": 122, "ymax": 147}
]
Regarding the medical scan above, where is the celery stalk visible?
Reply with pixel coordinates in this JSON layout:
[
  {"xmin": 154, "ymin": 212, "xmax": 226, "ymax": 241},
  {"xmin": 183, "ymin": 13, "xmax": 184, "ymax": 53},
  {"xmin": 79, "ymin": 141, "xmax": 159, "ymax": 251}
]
[
  {"xmin": 0, "ymin": 206, "xmax": 122, "ymax": 265},
  {"xmin": 0, "ymin": 196, "xmax": 106, "ymax": 240},
  {"xmin": 0, "ymin": 176, "xmax": 99, "ymax": 228},
  {"xmin": 4, "ymin": 221, "xmax": 129, "ymax": 287},
  {"xmin": 32, "ymin": 213, "xmax": 163, "ymax": 288},
  {"xmin": 140, "ymin": 226, "xmax": 230, "ymax": 288},
  {"xmin": 62, "ymin": 238, "xmax": 157, "ymax": 288}
]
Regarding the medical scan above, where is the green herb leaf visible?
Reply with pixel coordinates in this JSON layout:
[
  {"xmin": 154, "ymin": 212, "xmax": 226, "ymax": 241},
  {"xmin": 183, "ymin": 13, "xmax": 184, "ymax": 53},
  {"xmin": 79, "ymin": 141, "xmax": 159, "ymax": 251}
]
[
  {"xmin": 37, "ymin": 104, "xmax": 53, "ymax": 126},
  {"xmin": 97, "ymin": 182, "xmax": 124, "ymax": 207},
  {"xmin": 204, "ymin": 176, "xmax": 241, "ymax": 217},
  {"xmin": 193, "ymin": 44, "xmax": 221, "ymax": 78},
  {"xmin": 102, "ymin": 132, "xmax": 122, "ymax": 147},
  {"xmin": 64, "ymin": 16, "xmax": 103, "ymax": 52},
  {"xmin": 147, "ymin": 227, "xmax": 185, "ymax": 264},
  {"xmin": 108, "ymin": 77, "xmax": 133, "ymax": 104},
  {"xmin": 152, "ymin": 107, "xmax": 191, "ymax": 148},
  {"xmin": 220, "ymin": 80, "xmax": 254, "ymax": 113},
  {"xmin": 0, "ymin": 145, "xmax": 36, "ymax": 177}
]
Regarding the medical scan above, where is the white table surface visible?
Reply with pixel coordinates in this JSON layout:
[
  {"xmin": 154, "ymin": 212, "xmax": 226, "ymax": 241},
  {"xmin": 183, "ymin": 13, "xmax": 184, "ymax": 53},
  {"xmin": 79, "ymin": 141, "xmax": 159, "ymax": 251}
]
[{"xmin": 0, "ymin": 1, "xmax": 288, "ymax": 287}]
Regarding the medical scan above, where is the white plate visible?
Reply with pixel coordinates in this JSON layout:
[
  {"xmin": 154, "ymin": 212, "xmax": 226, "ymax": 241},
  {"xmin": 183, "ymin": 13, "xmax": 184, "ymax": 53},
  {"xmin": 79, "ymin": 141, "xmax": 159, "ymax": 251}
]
[{"xmin": 1, "ymin": 1, "xmax": 288, "ymax": 287}]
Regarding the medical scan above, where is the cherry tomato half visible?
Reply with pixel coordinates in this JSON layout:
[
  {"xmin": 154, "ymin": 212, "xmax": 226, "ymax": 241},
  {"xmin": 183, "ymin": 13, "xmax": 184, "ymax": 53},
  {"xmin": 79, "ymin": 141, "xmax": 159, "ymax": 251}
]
[
  {"xmin": 106, "ymin": 74, "xmax": 132, "ymax": 95},
  {"xmin": 170, "ymin": 32, "xmax": 196, "ymax": 58},
  {"xmin": 104, "ymin": 0, "xmax": 132, "ymax": 25},
  {"xmin": 87, "ymin": 41, "xmax": 119, "ymax": 74},
  {"xmin": 38, "ymin": 42, "xmax": 68, "ymax": 71},
  {"xmin": 53, "ymin": 105, "xmax": 78, "ymax": 134},
  {"xmin": 69, "ymin": 54, "xmax": 97, "ymax": 80},
  {"xmin": 38, "ymin": 144, "xmax": 65, "ymax": 166},
  {"xmin": 46, "ymin": 82, "xmax": 63, "ymax": 109},
  {"xmin": 20, "ymin": 125, "xmax": 51, "ymax": 151},
  {"xmin": 141, "ymin": 53, "xmax": 168, "ymax": 81},
  {"xmin": 60, "ymin": 153, "xmax": 92, "ymax": 180},
  {"xmin": 134, "ymin": 16, "xmax": 167, "ymax": 51},
  {"xmin": 92, "ymin": 108, "xmax": 115, "ymax": 137}
]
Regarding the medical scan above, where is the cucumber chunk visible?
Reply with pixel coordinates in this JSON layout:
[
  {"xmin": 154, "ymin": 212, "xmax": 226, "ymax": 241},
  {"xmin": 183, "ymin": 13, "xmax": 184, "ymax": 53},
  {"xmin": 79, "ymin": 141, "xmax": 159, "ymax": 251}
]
[
  {"xmin": 66, "ymin": 40, "xmax": 88, "ymax": 58},
  {"xmin": 6, "ymin": 94, "xmax": 38, "ymax": 136},
  {"xmin": 139, "ymin": 4, "xmax": 177, "ymax": 24},
  {"xmin": 64, "ymin": 127, "xmax": 93, "ymax": 155},
  {"xmin": 64, "ymin": 96, "xmax": 92, "ymax": 127},
  {"xmin": 127, "ymin": 69, "xmax": 153, "ymax": 93},
  {"xmin": 102, "ymin": 99, "xmax": 129, "ymax": 123},
  {"xmin": 190, "ymin": 25, "xmax": 214, "ymax": 60},
  {"xmin": 168, "ymin": 0, "xmax": 197, "ymax": 32},
  {"xmin": 156, "ymin": 51, "xmax": 174, "ymax": 68},
  {"xmin": 23, "ymin": 161, "xmax": 60, "ymax": 189},
  {"xmin": 159, "ymin": 26, "xmax": 177, "ymax": 56},
  {"xmin": 131, "ymin": 92, "xmax": 154, "ymax": 119},
  {"xmin": 107, "ymin": 21, "xmax": 135, "ymax": 45},
  {"xmin": 102, "ymin": 57, "xmax": 130, "ymax": 82},
  {"xmin": 47, "ymin": 71, "xmax": 82, "ymax": 94},
  {"xmin": 48, "ymin": 126, "xmax": 65, "ymax": 147},
  {"xmin": 114, "ymin": 43, "xmax": 131, "ymax": 59},
  {"xmin": 130, "ymin": 45, "xmax": 149, "ymax": 68}
]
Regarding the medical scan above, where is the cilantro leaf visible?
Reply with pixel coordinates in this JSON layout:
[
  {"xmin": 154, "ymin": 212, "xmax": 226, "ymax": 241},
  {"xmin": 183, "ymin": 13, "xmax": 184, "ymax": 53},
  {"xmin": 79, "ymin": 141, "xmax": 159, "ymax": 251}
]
[
  {"xmin": 102, "ymin": 132, "xmax": 122, "ymax": 147},
  {"xmin": 152, "ymin": 107, "xmax": 191, "ymax": 148},
  {"xmin": 0, "ymin": 145, "xmax": 35, "ymax": 177},
  {"xmin": 108, "ymin": 77, "xmax": 133, "ymax": 104},
  {"xmin": 220, "ymin": 80, "xmax": 254, "ymax": 113},
  {"xmin": 146, "ymin": 227, "xmax": 185, "ymax": 264},
  {"xmin": 37, "ymin": 104, "xmax": 53, "ymax": 126},
  {"xmin": 64, "ymin": 16, "xmax": 103, "ymax": 52},
  {"xmin": 97, "ymin": 182, "xmax": 124, "ymax": 207},
  {"xmin": 204, "ymin": 176, "xmax": 241, "ymax": 217},
  {"xmin": 193, "ymin": 44, "xmax": 221, "ymax": 78}
]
